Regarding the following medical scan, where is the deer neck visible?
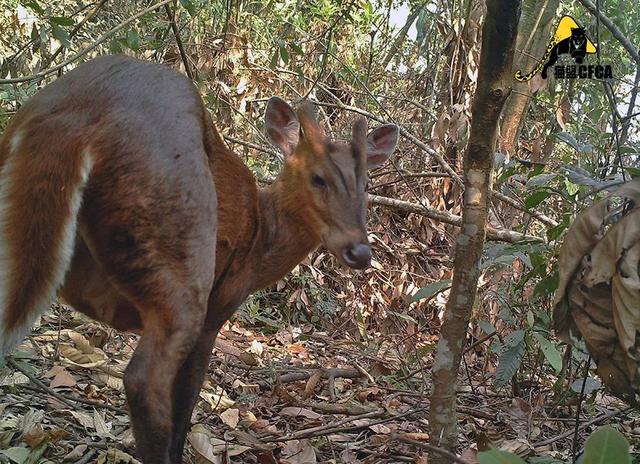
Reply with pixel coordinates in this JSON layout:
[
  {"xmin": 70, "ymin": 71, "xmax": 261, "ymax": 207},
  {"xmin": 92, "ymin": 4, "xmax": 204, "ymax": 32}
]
[{"xmin": 251, "ymin": 174, "xmax": 322, "ymax": 290}]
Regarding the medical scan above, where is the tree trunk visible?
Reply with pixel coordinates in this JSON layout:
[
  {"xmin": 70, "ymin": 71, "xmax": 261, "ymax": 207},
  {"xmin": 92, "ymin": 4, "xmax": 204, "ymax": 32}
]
[
  {"xmin": 500, "ymin": 0, "xmax": 559, "ymax": 156},
  {"xmin": 428, "ymin": 1, "xmax": 521, "ymax": 462}
]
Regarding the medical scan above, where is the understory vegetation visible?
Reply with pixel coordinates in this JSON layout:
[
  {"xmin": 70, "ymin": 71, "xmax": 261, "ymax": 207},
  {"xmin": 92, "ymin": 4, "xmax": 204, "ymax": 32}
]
[{"xmin": 0, "ymin": 0, "xmax": 639, "ymax": 463}]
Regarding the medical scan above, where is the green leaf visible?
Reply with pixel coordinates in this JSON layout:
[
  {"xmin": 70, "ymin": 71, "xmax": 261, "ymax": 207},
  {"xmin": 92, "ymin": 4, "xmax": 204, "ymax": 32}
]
[
  {"xmin": 179, "ymin": 0, "xmax": 196, "ymax": 16},
  {"xmin": 626, "ymin": 167, "xmax": 640, "ymax": 178},
  {"xmin": 478, "ymin": 448, "xmax": 526, "ymax": 464},
  {"xmin": 583, "ymin": 426, "xmax": 631, "ymax": 464},
  {"xmin": 526, "ymin": 173, "xmax": 557, "ymax": 188},
  {"xmin": 533, "ymin": 270, "xmax": 558, "ymax": 298},
  {"xmin": 270, "ymin": 49, "xmax": 279, "ymax": 69},
  {"xmin": 494, "ymin": 330, "xmax": 525, "ymax": 389},
  {"xmin": 410, "ymin": 279, "xmax": 451, "ymax": 303},
  {"xmin": 289, "ymin": 42, "xmax": 304, "ymax": 55},
  {"xmin": 534, "ymin": 333, "xmax": 562, "ymax": 373},
  {"xmin": 388, "ymin": 310, "xmax": 417, "ymax": 324},
  {"xmin": 1, "ymin": 447, "xmax": 30, "ymax": 464},
  {"xmin": 50, "ymin": 23, "xmax": 71, "ymax": 48},
  {"xmin": 279, "ymin": 44, "xmax": 289, "ymax": 65},
  {"xmin": 554, "ymin": 131, "xmax": 580, "ymax": 150},
  {"xmin": 571, "ymin": 376, "xmax": 601, "ymax": 395},
  {"xmin": 554, "ymin": 131, "xmax": 593, "ymax": 153},
  {"xmin": 50, "ymin": 16, "xmax": 74, "ymax": 26},
  {"xmin": 126, "ymin": 29, "xmax": 140, "ymax": 51},
  {"xmin": 525, "ymin": 190, "xmax": 553, "ymax": 209},
  {"xmin": 478, "ymin": 320, "xmax": 496, "ymax": 335},
  {"xmin": 22, "ymin": 1, "xmax": 44, "ymax": 14},
  {"xmin": 109, "ymin": 39, "xmax": 123, "ymax": 54}
]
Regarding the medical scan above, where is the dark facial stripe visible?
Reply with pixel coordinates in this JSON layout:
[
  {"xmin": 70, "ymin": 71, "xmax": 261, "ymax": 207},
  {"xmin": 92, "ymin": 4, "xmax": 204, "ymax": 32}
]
[{"xmin": 326, "ymin": 152, "xmax": 351, "ymax": 195}]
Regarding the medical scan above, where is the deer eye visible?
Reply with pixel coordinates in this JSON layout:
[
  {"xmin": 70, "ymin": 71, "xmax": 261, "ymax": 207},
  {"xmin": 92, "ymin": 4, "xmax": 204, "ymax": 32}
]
[{"xmin": 311, "ymin": 174, "xmax": 327, "ymax": 189}]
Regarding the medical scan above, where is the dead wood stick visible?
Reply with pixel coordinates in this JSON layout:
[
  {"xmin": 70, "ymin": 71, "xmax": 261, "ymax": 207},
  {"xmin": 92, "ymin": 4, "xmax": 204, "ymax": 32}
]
[
  {"xmin": 264, "ymin": 406, "xmax": 427, "ymax": 443},
  {"xmin": 301, "ymin": 400, "xmax": 379, "ymax": 416},
  {"xmin": 277, "ymin": 367, "xmax": 362, "ymax": 383},
  {"xmin": 8, "ymin": 358, "xmax": 126, "ymax": 414},
  {"xmin": 7, "ymin": 358, "xmax": 77, "ymax": 409},
  {"xmin": 264, "ymin": 409, "xmax": 384, "ymax": 442},
  {"xmin": 391, "ymin": 433, "xmax": 472, "ymax": 464},
  {"xmin": 164, "ymin": 2, "xmax": 194, "ymax": 79},
  {"xmin": 20, "ymin": 384, "xmax": 126, "ymax": 414},
  {"xmin": 533, "ymin": 407, "xmax": 632, "ymax": 447},
  {"xmin": 369, "ymin": 194, "xmax": 543, "ymax": 243}
]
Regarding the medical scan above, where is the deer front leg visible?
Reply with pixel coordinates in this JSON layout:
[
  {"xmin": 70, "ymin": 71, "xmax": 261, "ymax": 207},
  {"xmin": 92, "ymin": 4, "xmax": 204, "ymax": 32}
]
[{"xmin": 168, "ymin": 326, "xmax": 219, "ymax": 463}]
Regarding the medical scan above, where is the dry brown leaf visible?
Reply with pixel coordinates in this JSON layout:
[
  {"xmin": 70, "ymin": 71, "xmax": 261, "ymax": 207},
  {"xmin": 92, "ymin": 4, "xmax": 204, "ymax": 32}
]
[
  {"xmin": 369, "ymin": 423, "xmax": 391, "ymax": 434},
  {"xmin": 93, "ymin": 409, "xmax": 112, "ymax": 437},
  {"xmin": 220, "ymin": 408, "xmax": 239, "ymax": 429},
  {"xmin": 50, "ymin": 368, "xmax": 76, "ymax": 388},
  {"xmin": 280, "ymin": 439, "xmax": 317, "ymax": 464},
  {"xmin": 280, "ymin": 407, "xmax": 321, "ymax": 420},
  {"xmin": 303, "ymin": 371, "xmax": 322, "ymax": 399},
  {"xmin": 96, "ymin": 448, "xmax": 141, "ymax": 464},
  {"xmin": 555, "ymin": 95, "xmax": 570, "ymax": 130},
  {"xmin": 554, "ymin": 178, "xmax": 640, "ymax": 402},
  {"xmin": 67, "ymin": 331, "xmax": 95, "ymax": 354},
  {"xmin": 70, "ymin": 410, "xmax": 95, "ymax": 429},
  {"xmin": 94, "ymin": 373, "xmax": 125, "ymax": 391},
  {"xmin": 59, "ymin": 343, "xmax": 106, "ymax": 368},
  {"xmin": 64, "ymin": 444, "xmax": 87, "ymax": 461}
]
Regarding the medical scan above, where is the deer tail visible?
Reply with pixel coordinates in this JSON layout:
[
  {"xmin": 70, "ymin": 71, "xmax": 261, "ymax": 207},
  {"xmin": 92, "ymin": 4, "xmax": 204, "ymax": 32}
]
[{"xmin": 0, "ymin": 127, "xmax": 94, "ymax": 357}]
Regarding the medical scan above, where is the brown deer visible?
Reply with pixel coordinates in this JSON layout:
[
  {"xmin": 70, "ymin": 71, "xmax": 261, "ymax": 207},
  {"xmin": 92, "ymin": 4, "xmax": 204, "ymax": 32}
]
[{"xmin": 0, "ymin": 55, "xmax": 398, "ymax": 463}]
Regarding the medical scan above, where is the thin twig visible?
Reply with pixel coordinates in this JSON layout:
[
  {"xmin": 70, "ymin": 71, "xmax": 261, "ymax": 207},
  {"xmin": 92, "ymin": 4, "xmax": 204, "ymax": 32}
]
[
  {"xmin": 572, "ymin": 357, "xmax": 591, "ymax": 463},
  {"xmin": 20, "ymin": 384, "xmax": 127, "ymax": 414},
  {"xmin": 369, "ymin": 194, "xmax": 543, "ymax": 243},
  {"xmin": 7, "ymin": 358, "xmax": 76, "ymax": 409},
  {"xmin": 534, "ymin": 407, "xmax": 632, "ymax": 447},
  {"xmin": 576, "ymin": 0, "xmax": 640, "ymax": 65},
  {"xmin": 0, "ymin": 0, "xmax": 176, "ymax": 84},
  {"xmin": 45, "ymin": 0, "xmax": 109, "ymax": 69},
  {"xmin": 164, "ymin": 1, "xmax": 194, "ymax": 79},
  {"xmin": 391, "ymin": 433, "xmax": 472, "ymax": 464}
]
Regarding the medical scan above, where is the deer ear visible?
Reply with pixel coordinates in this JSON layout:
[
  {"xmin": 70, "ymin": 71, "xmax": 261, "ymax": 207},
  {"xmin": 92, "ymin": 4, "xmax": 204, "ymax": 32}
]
[
  {"xmin": 366, "ymin": 124, "xmax": 399, "ymax": 169},
  {"xmin": 265, "ymin": 97, "xmax": 300, "ymax": 158}
]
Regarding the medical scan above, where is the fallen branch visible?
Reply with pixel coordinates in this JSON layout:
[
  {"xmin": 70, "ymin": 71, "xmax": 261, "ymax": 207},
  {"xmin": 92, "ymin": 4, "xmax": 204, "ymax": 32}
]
[
  {"xmin": 301, "ymin": 400, "xmax": 379, "ymax": 416},
  {"xmin": 533, "ymin": 407, "xmax": 632, "ymax": 447},
  {"xmin": 265, "ymin": 409, "xmax": 384, "ymax": 442},
  {"xmin": 20, "ymin": 384, "xmax": 127, "ymax": 414},
  {"xmin": 369, "ymin": 194, "xmax": 543, "ymax": 243},
  {"xmin": 391, "ymin": 433, "xmax": 472, "ymax": 464},
  {"xmin": 264, "ymin": 406, "xmax": 427, "ymax": 443},
  {"xmin": 278, "ymin": 367, "xmax": 362, "ymax": 383},
  {"xmin": 6, "ymin": 358, "xmax": 77, "ymax": 409}
]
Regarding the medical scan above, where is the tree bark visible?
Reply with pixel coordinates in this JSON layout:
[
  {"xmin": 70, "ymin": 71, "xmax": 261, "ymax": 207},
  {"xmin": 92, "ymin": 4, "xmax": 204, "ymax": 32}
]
[
  {"xmin": 428, "ymin": 1, "xmax": 521, "ymax": 462},
  {"xmin": 499, "ymin": 0, "xmax": 559, "ymax": 156}
]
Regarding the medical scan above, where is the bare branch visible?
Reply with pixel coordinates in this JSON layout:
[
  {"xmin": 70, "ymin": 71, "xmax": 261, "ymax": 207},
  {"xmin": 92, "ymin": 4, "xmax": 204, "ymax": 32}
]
[
  {"xmin": 164, "ymin": 1, "xmax": 194, "ymax": 80},
  {"xmin": 576, "ymin": 0, "xmax": 640, "ymax": 65},
  {"xmin": 369, "ymin": 194, "xmax": 542, "ymax": 243},
  {"xmin": 0, "ymin": 0, "xmax": 176, "ymax": 85}
]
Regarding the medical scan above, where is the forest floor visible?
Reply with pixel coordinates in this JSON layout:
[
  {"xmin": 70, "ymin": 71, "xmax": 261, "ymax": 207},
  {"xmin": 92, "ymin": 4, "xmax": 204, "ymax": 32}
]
[{"xmin": 0, "ymin": 306, "xmax": 637, "ymax": 464}]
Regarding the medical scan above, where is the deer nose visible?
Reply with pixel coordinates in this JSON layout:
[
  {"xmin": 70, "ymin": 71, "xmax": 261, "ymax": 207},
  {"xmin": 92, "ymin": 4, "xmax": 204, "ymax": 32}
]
[{"xmin": 342, "ymin": 243, "xmax": 372, "ymax": 269}]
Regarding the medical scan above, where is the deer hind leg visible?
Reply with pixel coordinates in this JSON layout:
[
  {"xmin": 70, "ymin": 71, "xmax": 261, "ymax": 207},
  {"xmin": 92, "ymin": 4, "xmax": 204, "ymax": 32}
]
[
  {"xmin": 83, "ymin": 231, "xmax": 215, "ymax": 463},
  {"xmin": 168, "ymin": 325, "xmax": 218, "ymax": 463},
  {"xmin": 78, "ymin": 156, "xmax": 216, "ymax": 462}
]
